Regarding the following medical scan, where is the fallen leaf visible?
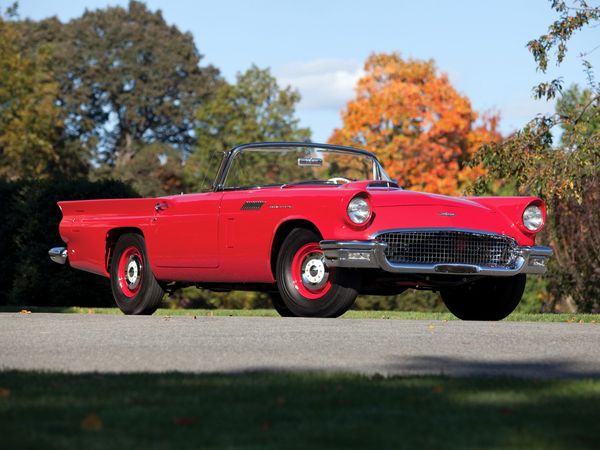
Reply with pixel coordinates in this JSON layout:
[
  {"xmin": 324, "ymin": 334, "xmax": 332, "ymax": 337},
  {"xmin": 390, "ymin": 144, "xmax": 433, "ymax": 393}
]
[
  {"xmin": 87, "ymin": 309, "xmax": 94, "ymax": 314},
  {"xmin": 579, "ymin": 320, "xmax": 584, "ymax": 324},
  {"xmin": 0, "ymin": 388, "xmax": 11, "ymax": 398},
  {"xmin": 174, "ymin": 416, "xmax": 194, "ymax": 426},
  {"xmin": 81, "ymin": 413, "xmax": 103, "ymax": 431},
  {"xmin": 19, "ymin": 310, "xmax": 31, "ymax": 314},
  {"xmin": 428, "ymin": 324, "xmax": 436, "ymax": 330},
  {"xmin": 442, "ymin": 319, "xmax": 449, "ymax": 323},
  {"xmin": 432, "ymin": 385, "xmax": 444, "ymax": 394}
]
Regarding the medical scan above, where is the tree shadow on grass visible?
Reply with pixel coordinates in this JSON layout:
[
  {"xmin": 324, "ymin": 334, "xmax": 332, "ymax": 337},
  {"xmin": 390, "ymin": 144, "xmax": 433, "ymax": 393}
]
[
  {"xmin": 0, "ymin": 369, "xmax": 599, "ymax": 450},
  {"xmin": 381, "ymin": 354, "xmax": 600, "ymax": 379}
]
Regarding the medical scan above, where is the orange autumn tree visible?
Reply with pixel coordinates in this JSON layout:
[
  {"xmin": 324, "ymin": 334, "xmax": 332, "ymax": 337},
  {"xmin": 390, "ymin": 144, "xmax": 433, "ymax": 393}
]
[{"xmin": 329, "ymin": 53, "xmax": 501, "ymax": 195}]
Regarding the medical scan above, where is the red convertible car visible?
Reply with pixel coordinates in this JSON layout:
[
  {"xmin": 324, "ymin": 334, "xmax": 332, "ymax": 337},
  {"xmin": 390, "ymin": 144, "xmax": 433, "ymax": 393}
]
[{"xmin": 49, "ymin": 142, "xmax": 552, "ymax": 320}]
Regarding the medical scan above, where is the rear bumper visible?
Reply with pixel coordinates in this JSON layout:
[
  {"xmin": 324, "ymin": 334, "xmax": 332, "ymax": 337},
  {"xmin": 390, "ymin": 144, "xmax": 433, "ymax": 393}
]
[
  {"xmin": 48, "ymin": 247, "xmax": 68, "ymax": 265},
  {"xmin": 320, "ymin": 240, "xmax": 553, "ymax": 276}
]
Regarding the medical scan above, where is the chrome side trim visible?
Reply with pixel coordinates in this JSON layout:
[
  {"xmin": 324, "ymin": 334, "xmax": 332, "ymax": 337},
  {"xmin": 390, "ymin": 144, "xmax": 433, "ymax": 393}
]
[
  {"xmin": 320, "ymin": 239, "xmax": 553, "ymax": 276},
  {"xmin": 49, "ymin": 247, "xmax": 68, "ymax": 265}
]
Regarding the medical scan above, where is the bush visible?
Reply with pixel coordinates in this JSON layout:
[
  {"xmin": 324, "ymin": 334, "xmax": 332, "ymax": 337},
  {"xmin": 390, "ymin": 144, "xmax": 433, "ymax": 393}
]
[{"xmin": 0, "ymin": 178, "xmax": 138, "ymax": 307}]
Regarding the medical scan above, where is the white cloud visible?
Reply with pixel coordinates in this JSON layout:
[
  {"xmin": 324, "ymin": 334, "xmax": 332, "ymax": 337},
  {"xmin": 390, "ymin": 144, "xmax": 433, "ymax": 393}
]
[{"xmin": 274, "ymin": 59, "xmax": 364, "ymax": 111}]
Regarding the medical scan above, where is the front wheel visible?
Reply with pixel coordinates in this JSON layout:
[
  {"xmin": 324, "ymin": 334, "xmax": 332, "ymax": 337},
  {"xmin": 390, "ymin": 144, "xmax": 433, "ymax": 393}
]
[
  {"xmin": 275, "ymin": 228, "xmax": 360, "ymax": 318},
  {"xmin": 268, "ymin": 292, "xmax": 297, "ymax": 317},
  {"xmin": 440, "ymin": 274, "xmax": 526, "ymax": 321},
  {"xmin": 110, "ymin": 233, "xmax": 164, "ymax": 315}
]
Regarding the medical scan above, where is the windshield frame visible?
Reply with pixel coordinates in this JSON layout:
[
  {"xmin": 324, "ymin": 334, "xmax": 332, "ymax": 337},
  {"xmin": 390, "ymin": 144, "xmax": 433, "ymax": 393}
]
[{"xmin": 212, "ymin": 142, "xmax": 390, "ymax": 191}]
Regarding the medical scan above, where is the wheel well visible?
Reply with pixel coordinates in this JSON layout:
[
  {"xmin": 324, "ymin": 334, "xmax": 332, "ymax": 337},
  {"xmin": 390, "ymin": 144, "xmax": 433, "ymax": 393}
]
[
  {"xmin": 270, "ymin": 219, "xmax": 322, "ymax": 278},
  {"xmin": 105, "ymin": 227, "xmax": 144, "ymax": 273}
]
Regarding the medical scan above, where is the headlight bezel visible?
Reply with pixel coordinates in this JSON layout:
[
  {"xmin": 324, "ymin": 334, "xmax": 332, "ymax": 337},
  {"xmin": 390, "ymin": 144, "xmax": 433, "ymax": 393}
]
[
  {"xmin": 522, "ymin": 204, "xmax": 544, "ymax": 232},
  {"xmin": 346, "ymin": 195, "xmax": 372, "ymax": 225}
]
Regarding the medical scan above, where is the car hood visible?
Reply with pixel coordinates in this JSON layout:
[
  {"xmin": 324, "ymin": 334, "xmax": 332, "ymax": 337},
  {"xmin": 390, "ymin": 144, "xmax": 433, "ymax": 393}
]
[
  {"xmin": 367, "ymin": 188, "xmax": 491, "ymax": 211},
  {"xmin": 360, "ymin": 188, "xmax": 530, "ymax": 241}
]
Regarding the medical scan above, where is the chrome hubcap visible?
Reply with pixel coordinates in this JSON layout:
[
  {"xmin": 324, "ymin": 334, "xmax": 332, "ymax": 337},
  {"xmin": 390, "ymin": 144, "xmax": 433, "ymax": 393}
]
[
  {"xmin": 125, "ymin": 257, "xmax": 141, "ymax": 289},
  {"xmin": 301, "ymin": 253, "xmax": 328, "ymax": 289}
]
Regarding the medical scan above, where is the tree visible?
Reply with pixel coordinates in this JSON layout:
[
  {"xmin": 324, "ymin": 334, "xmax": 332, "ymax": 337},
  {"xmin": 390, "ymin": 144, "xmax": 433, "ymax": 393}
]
[
  {"xmin": 471, "ymin": 1, "xmax": 600, "ymax": 312},
  {"xmin": 0, "ymin": 15, "xmax": 83, "ymax": 179},
  {"xmin": 107, "ymin": 142, "xmax": 184, "ymax": 197},
  {"xmin": 328, "ymin": 53, "xmax": 501, "ymax": 195},
  {"xmin": 185, "ymin": 66, "xmax": 311, "ymax": 191},
  {"xmin": 556, "ymin": 84, "xmax": 599, "ymax": 140},
  {"xmin": 24, "ymin": 1, "xmax": 222, "ymax": 169},
  {"xmin": 527, "ymin": 0, "xmax": 600, "ymax": 100}
]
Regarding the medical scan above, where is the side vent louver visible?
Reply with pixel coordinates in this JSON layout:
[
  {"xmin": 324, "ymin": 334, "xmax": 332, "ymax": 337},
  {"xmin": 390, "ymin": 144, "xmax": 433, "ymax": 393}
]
[{"xmin": 241, "ymin": 201, "xmax": 265, "ymax": 211}]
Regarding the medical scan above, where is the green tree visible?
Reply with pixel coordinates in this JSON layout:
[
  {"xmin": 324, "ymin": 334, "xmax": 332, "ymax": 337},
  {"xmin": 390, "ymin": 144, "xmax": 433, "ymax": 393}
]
[
  {"xmin": 24, "ymin": 1, "xmax": 222, "ymax": 169},
  {"xmin": 0, "ymin": 14, "xmax": 82, "ymax": 179},
  {"xmin": 556, "ymin": 84, "xmax": 599, "ymax": 141},
  {"xmin": 185, "ymin": 65, "xmax": 311, "ymax": 191},
  {"xmin": 471, "ymin": 1, "xmax": 600, "ymax": 312},
  {"xmin": 108, "ymin": 142, "xmax": 184, "ymax": 197},
  {"xmin": 527, "ymin": 0, "xmax": 600, "ymax": 100}
]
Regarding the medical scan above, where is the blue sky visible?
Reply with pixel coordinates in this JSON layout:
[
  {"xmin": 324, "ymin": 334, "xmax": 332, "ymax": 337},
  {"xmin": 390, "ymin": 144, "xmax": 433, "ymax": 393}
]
[{"xmin": 17, "ymin": 0, "xmax": 599, "ymax": 142}]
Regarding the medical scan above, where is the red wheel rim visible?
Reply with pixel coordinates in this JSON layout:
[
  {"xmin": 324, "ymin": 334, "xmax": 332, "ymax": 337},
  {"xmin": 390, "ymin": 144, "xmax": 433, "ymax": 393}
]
[
  {"xmin": 117, "ymin": 246, "xmax": 143, "ymax": 298},
  {"xmin": 290, "ymin": 243, "xmax": 332, "ymax": 300}
]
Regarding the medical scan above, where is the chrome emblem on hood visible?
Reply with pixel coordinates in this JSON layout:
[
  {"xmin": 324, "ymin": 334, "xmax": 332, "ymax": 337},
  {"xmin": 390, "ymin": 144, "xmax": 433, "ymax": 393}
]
[{"xmin": 438, "ymin": 211, "xmax": 456, "ymax": 217}]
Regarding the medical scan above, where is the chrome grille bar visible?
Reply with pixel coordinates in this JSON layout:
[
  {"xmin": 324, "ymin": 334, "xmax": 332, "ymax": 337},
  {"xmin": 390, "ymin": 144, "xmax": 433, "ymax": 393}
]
[{"xmin": 376, "ymin": 230, "xmax": 518, "ymax": 268}]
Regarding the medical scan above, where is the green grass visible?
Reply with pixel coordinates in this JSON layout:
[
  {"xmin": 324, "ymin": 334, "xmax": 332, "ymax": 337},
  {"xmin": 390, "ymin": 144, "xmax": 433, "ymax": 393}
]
[
  {"xmin": 1, "ymin": 305, "xmax": 600, "ymax": 323},
  {"xmin": 0, "ymin": 371, "xmax": 599, "ymax": 450}
]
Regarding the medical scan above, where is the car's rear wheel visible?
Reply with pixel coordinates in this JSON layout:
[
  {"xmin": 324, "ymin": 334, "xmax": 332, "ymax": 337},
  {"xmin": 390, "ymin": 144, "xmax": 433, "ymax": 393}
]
[
  {"xmin": 275, "ymin": 228, "xmax": 360, "ymax": 318},
  {"xmin": 110, "ymin": 233, "xmax": 164, "ymax": 315},
  {"xmin": 440, "ymin": 274, "xmax": 526, "ymax": 321}
]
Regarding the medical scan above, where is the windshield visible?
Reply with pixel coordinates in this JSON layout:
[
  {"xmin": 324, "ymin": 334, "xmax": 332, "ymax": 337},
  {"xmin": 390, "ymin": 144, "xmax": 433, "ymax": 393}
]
[{"xmin": 221, "ymin": 146, "xmax": 390, "ymax": 190}]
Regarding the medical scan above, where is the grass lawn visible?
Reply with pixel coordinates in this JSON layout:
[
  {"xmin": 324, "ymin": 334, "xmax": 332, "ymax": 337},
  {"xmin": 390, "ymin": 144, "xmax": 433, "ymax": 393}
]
[
  {"xmin": 0, "ymin": 371, "xmax": 599, "ymax": 450},
  {"xmin": 1, "ymin": 305, "xmax": 600, "ymax": 323}
]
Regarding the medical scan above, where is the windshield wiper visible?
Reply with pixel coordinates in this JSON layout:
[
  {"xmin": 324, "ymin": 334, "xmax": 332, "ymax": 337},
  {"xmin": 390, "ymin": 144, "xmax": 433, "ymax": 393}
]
[{"xmin": 280, "ymin": 180, "xmax": 335, "ymax": 189}]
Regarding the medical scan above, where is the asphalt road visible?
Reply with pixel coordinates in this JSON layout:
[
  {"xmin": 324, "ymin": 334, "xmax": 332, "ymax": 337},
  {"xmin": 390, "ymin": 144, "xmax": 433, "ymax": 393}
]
[{"xmin": 1, "ymin": 313, "xmax": 599, "ymax": 378}]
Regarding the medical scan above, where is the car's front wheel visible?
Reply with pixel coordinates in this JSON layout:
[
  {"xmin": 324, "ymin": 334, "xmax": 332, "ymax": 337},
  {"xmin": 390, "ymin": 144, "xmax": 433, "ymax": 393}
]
[
  {"xmin": 110, "ymin": 233, "xmax": 164, "ymax": 315},
  {"xmin": 440, "ymin": 274, "xmax": 526, "ymax": 321},
  {"xmin": 268, "ymin": 292, "xmax": 297, "ymax": 317},
  {"xmin": 275, "ymin": 228, "xmax": 360, "ymax": 318}
]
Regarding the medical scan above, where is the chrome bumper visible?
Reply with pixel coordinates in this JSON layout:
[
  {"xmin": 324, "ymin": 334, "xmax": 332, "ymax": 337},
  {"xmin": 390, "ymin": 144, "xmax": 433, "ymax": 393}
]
[
  {"xmin": 320, "ymin": 240, "xmax": 553, "ymax": 276},
  {"xmin": 48, "ymin": 247, "xmax": 68, "ymax": 265}
]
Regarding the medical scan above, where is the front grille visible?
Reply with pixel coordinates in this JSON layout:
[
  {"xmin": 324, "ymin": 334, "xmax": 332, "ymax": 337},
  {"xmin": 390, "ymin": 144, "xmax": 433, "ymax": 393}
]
[{"xmin": 377, "ymin": 230, "xmax": 518, "ymax": 268}]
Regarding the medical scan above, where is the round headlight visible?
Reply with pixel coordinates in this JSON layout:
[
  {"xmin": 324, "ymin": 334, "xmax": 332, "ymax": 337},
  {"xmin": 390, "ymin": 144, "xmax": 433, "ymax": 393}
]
[
  {"xmin": 347, "ymin": 197, "xmax": 371, "ymax": 224},
  {"xmin": 523, "ymin": 205, "xmax": 543, "ymax": 231}
]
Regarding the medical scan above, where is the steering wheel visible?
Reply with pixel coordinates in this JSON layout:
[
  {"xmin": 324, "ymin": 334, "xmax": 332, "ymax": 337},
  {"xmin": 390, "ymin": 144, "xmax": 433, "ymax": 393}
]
[{"xmin": 327, "ymin": 177, "xmax": 352, "ymax": 185}]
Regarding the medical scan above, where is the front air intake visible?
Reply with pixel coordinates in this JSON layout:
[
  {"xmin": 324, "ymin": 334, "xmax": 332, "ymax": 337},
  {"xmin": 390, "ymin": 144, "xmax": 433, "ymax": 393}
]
[{"xmin": 376, "ymin": 230, "xmax": 519, "ymax": 268}]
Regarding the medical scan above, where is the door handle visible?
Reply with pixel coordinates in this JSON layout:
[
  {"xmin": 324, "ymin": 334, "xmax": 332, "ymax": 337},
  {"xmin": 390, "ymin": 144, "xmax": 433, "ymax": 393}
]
[{"xmin": 155, "ymin": 202, "xmax": 168, "ymax": 212}]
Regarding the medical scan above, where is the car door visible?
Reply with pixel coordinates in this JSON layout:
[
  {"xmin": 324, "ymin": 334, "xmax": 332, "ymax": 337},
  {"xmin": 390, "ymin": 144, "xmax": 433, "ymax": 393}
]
[
  {"xmin": 150, "ymin": 192, "xmax": 223, "ymax": 268},
  {"xmin": 217, "ymin": 189, "xmax": 278, "ymax": 282}
]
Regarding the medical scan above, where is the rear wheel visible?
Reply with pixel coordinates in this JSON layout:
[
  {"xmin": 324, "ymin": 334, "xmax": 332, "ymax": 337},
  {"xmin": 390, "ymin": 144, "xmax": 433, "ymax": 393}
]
[
  {"xmin": 110, "ymin": 233, "xmax": 164, "ymax": 315},
  {"xmin": 440, "ymin": 274, "xmax": 526, "ymax": 321},
  {"xmin": 275, "ymin": 228, "xmax": 360, "ymax": 318}
]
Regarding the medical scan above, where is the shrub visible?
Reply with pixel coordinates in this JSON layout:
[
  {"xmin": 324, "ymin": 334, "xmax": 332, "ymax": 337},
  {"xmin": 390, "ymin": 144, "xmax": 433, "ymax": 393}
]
[{"xmin": 0, "ymin": 178, "xmax": 138, "ymax": 307}]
